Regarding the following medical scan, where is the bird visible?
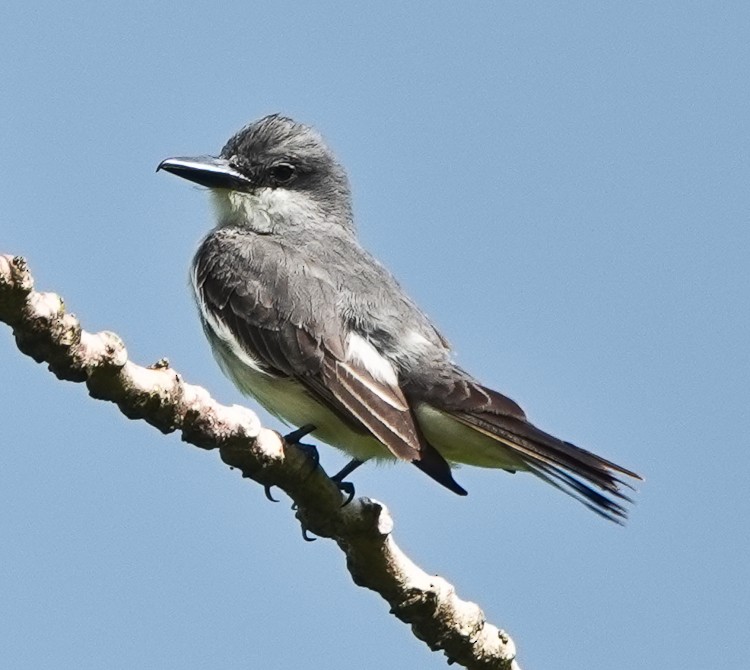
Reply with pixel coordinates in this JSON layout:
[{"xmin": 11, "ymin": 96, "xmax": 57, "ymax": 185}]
[{"xmin": 158, "ymin": 114, "xmax": 640, "ymax": 522}]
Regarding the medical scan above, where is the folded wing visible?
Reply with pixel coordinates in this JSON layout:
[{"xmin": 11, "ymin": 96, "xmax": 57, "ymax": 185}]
[{"xmin": 194, "ymin": 233, "xmax": 466, "ymax": 494}]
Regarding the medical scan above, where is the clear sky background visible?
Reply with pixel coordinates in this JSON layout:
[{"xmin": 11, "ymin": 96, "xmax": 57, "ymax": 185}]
[{"xmin": 1, "ymin": 2, "xmax": 748, "ymax": 669}]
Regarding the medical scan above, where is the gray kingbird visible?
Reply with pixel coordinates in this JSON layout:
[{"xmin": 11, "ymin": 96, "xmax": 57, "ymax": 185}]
[{"xmin": 158, "ymin": 115, "xmax": 640, "ymax": 522}]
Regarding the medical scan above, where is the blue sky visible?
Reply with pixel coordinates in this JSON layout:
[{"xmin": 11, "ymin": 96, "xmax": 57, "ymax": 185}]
[{"xmin": 2, "ymin": 2, "xmax": 748, "ymax": 668}]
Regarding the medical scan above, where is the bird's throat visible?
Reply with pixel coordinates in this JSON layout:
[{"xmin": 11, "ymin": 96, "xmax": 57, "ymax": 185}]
[{"xmin": 210, "ymin": 190, "xmax": 275, "ymax": 233}]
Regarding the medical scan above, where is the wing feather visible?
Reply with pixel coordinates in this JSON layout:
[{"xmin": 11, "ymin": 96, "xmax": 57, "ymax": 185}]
[{"xmin": 193, "ymin": 231, "xmax": 465, "ymax": 493}]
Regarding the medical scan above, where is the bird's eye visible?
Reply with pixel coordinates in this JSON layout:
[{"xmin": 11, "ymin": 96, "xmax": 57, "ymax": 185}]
[{"xmin": 270, "ymin": 163, "xmax": 296, "ymax": 185}]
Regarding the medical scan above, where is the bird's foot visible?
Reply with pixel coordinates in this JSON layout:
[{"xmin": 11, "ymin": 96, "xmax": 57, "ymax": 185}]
[
  {"xmin": 333, "ymin": 480, "xmax": 355, "ymax": 506},
  {"xmin": 298, "ymin": 458, "xmax": 364, "ymax": 541},
  {"xmin": 331, "ymin": 459, "xmax": 364, "ymax": 506},
  {"xmin": 264, "ymin": 425, "xmax": 319, "ymax": 503},
  {"xmin": 295, "ymin": 442, "xmax": 320, "ymax": 472},
  {"xmin": 284, "ymin": 424, "xmax": 316, "ymax": 444}
]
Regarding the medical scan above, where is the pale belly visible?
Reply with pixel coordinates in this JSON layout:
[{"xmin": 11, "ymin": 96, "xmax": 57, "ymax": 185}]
[
  {"xmin": 211, "ymin": 337, "xmax": 393, "ymax": 463},
  {"xmin": 207, "ymin": 325, "xmax": 525, "ymax": 471}
]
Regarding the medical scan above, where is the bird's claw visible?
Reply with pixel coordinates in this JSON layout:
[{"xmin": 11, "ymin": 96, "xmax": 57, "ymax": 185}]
[
  {"xmin": 265, "ymin": 425, "xmax": 320, "ymax": 506},
  {"xmin": 286, "ymin": 424, "xmax": 320, "ymax": 480},
  {"xmin": 264, "ymin": 485, "xmax": 279, "ymax": 503},
  {"xmin": 330, "ymin": 459, "xmax": 362, "ymax": 506},
  {"xmin": 334, "ymin": 480, "xmax": 356, "ymax": 506},
  {"xmin": 268, "ymin": 425, "xmax": 355, "ymax": 510},
  {"xmin": 301, "ymin": 527, "xmax": 317, "ymax": 542}
]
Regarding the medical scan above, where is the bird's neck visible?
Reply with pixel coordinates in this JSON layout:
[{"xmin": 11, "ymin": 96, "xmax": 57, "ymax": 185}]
[{"xmin": 209, "ymin": 187, "xmax": 355, "ymax": 236}]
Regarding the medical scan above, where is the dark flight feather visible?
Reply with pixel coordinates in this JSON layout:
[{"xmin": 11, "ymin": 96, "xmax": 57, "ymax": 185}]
[{"xmin": 449, "ymin": 403, "xmax": 639, "ymax": 521}]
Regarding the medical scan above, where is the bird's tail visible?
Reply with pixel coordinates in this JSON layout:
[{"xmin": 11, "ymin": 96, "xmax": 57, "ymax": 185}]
[{"xmin": 450, "ymin": 387, "xmax": 641, "ymax": 523}]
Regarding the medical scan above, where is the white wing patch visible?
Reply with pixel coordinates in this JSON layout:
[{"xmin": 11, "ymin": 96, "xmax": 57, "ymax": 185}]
[{"xmin": 345, "ymin": 332, "xmax": 399, "ymax": 387}]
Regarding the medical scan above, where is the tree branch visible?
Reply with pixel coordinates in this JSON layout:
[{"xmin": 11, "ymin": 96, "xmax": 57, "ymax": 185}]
[{"xmin": 0, "ymin": 254, "xmax": 521, "ymax": 670}]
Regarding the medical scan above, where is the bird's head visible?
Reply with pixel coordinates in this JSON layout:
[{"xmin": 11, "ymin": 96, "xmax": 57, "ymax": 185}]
[{"xmin": 158, "ymin": 114, "xmax": 353, "ymax": 234}]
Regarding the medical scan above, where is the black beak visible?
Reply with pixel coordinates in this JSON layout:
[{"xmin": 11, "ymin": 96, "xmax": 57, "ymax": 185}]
[{"xmin": 157, "ymin": 156, "xmax": 253, "ymax": 190}]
